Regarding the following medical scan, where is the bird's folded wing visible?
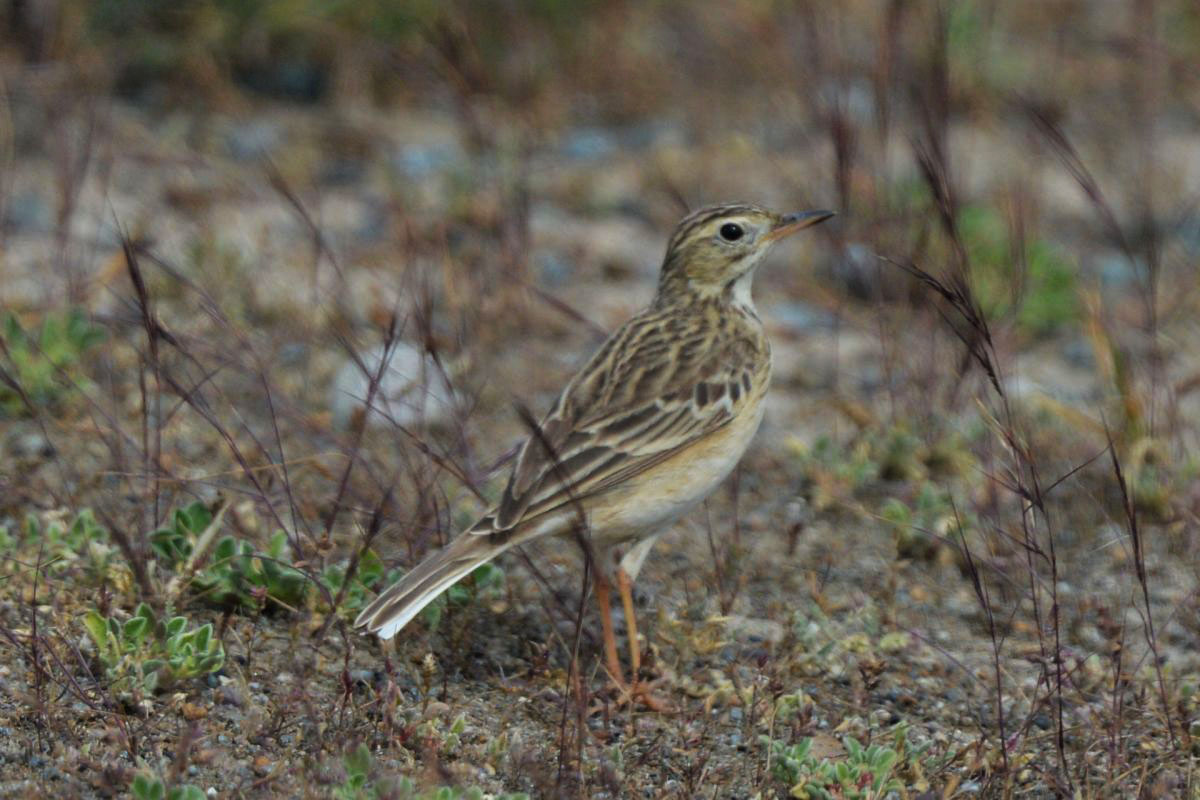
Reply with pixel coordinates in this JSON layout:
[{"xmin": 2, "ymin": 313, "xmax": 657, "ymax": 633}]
[{"xmin": 486, "ymin": 310, "xmax": 755, "ymax": 532}]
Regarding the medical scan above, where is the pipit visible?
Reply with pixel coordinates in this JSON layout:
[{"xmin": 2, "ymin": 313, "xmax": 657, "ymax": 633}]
[{"xmin": 356, "ymin": 203, "xmax": 833, "ymax": 707}]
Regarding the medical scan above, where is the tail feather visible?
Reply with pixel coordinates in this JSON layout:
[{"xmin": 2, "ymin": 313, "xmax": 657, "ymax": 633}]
[{"xmin": 354, "ymin": 530, "xmax": 508, "ymax": 639}]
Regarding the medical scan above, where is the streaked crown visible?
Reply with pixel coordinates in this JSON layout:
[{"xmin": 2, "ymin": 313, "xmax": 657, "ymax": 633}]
[{"xmin": 655, "ymin": 203, "xmax": 833, "ymax": 306}]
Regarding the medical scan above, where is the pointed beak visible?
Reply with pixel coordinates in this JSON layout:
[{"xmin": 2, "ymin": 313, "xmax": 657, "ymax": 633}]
[{"xmin": 764, "ymin": 209, "xmax": 836, "ymax": 242}]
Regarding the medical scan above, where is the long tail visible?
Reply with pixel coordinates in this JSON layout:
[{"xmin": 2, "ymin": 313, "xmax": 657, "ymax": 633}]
[{"xmin": 354, "ymin": 527, "xmax": 513, "ymax": 640}]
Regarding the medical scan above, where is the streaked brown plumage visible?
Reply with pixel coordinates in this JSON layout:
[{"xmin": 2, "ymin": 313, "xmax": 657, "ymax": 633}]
[{"xmin": 356, "ymin": 203, "xmax": 833, "ymax": 683}]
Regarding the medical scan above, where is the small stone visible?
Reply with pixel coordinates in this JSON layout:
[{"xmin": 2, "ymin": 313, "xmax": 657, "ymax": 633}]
[
  {"xmin": 768, "ymin": 301, "xmax": 836, "ymax": 334},
  {"xmin": 226, "ymin": 121, "xmax": 282, "ymax": 161},
  {"xmin": 181, "ymin": 702, "xmax": 208, "ymax": 720},
  {"xmin": 5, "ymin": 190, "xmax": 51, "ymax": 233},
  {"xmin": 390, "ymin": 144, "xmax": 461, "ymax": 178},
  {"xmin": 218, "ymin": 685, "xmax": 245, "ymax": 707},
  {"xmin": 11, "ymin": 432, "xmax": 53, "ymax": 458},
  {"xmin": 329, "ymin": 341, "xmax": 459, "ymax": 430},
  {"xmin": 560, "ymin": 128, "xmax": 617, "ymax": 161},
  {"xmin": 423, "ymin": 701, "xmax": 450, "ymax": 719},
  {"xmin": 723, "ymin": 615, "xmax": 784, "ymax": 644}
]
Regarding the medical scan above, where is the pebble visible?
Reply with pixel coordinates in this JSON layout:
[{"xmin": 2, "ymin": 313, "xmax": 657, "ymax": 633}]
[
  {"xmin": 768, "ymin": 301, "xmax": 837, "ymax": 334},
  {"xmin": 217, "ymin": 686, "xmax": 244, "ymax": 707},
  {"xmin": 348, "ymin": 669, "xmax": 374, "ymax": 686},
  {"xmin": 536, "ymin": 251, "xmax": 574, "ymax": 287},
  {"xmin": 226, "ymin": 121, "xmax": 282, "ymax": 161},
  {"xmin": 5, "ymin": 190, "xmax": 51, "ymax": 233},
  {"xmin": 1094, "ymin": 251, "xmax": 1139, "ymax": 288},
  {"xmin": 319, "ymin": 157, "xmax": 366, "ymax": 187},
  {"xmin": 329, "ymin": 341, "xmax": 459, "ymax": 430},
  {"xmin": 560, "ymin": 128, "xmax": 617, "ymax": 161},
  {"xmin": 10, "ymin": 432, "xmax": 53, "ymax": 458},
  {"xmin": 423, "ymin": 701, "xmax": 451, "ymax": 719},
  {"xmin": 390, "ymin": 144, "xmax": 462, "ymax": 178}
]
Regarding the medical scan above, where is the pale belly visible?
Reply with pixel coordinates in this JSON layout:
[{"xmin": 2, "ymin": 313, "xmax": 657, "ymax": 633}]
[{"xmin": 586, "ymin": 395, "xmax": 767, "ymax": 546}]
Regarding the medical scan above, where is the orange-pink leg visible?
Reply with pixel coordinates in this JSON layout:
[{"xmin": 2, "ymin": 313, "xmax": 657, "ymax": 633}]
[{"xmin": 592, "ymin": 568, "xmax": 670, "ymax": 712}]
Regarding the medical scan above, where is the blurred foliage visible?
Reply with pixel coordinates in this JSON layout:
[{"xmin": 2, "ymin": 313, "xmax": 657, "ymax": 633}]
[
  {"xmin": 320, "ymin": 548, "xmax": 397, "ymax": 616},
  {"xmin": 0, "ymin": 310, "xmax": 105, "ymax": 417},
  {"xmin": 335, "ymin": 742, "xmax": 531, "ymax": 800},
  {"xmin": 958, "ymin": 205, "xmax": 1078, "ymax": 336},
  {"xmin": 66, "ymin": 0, "xmax": 603, "ymax": 105},
  {"xmin": 21, "ymin": 508, "xmax": 127, "ymax": 588},
  {"xmin": 881, "ymin": 482, "xmax": 976, "ymax": 562},
  {"xmin": 792, "ymin": 425, "xmax": 975, "ymax": 514},
  {"xmin": 131, "ymin": 774, "xmax": 206, "ymax": 800}
]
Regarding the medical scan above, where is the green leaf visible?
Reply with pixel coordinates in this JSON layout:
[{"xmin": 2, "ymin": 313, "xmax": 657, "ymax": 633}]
[
  {"xmin": 191, "ymin": 624, "xmax": 212, "ymax": 652},
  {"xmin": 343, "ymin": 743, "xmax": 372, "ymax": 777},
  {"xmin": 131, "ymin": 774, "xmax": 165, "ymax": 800},
  {"xmin": 167, "ymin": 786, "xmax": 206, "ymax": 800},
  {"xmin": 178, "ymin": 502, "xmax": 213, "ymax": 535},
  {"xmin": 82, "ymin": 609, "xmax": 107, "ymax": 644},
  {"xmin": 122, "ymin": 616, "xmax": 148, "ymax": 646}
]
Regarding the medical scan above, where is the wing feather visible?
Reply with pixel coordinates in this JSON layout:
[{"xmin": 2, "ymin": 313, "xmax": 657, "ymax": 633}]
[{"xmin": 483, "ymin": 305, "xmax": 761, "ymax": 534}]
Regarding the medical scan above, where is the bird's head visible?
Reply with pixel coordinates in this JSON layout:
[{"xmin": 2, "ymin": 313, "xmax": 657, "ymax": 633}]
[{"xmin": 655, "ymin": 203, "xmax": 833, "ymax": 308}]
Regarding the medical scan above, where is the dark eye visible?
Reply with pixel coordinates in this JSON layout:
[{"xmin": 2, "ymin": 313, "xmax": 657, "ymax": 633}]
[{"xmin": 719, "ymin": 222, "xmax": 744, "ymax": 242}]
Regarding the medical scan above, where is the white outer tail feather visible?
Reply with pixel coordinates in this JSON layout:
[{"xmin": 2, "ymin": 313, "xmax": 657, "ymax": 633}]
[
  {"xmin": 370, "ymin": 561, "xmax": 483, "ymax": 639},
  {"xmin": 355, "ymin": 534, "xmax": 501, "ymax": 639},
  {"xmin": 357, "ymin": 512, "xmax": 573, "ymax": 640}
]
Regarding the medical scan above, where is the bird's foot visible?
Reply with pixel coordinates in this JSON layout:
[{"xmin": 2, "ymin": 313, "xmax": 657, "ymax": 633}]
[{"xmin": 591, "ymin": 672, "xmax": 673, "ymax": 714}]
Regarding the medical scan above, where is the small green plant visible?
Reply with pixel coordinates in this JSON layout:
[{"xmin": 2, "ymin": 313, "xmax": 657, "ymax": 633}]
[
  {"xmin": 958, "ymin": 204, "xmax": 1077, "ymax": 336},
  {"xmin": 321, "ymin": 548, "xmax": 397, "ymax": 615},
  {"xmin": 791, "ymin": 435, "xmax": 879, "ymax": 512},
  {"xmin": 83, "ymin": 602, "xmax": 224, "ymax": 694},
  {"xmin": 151, "ymin": 502, "xmax": 309, "ymax": 611},
  {"xmin": 335, "ymin": 744, "xmax": 382, "ymax": 800},
  {"xmin": 417, "ymin": 714, "xmax": 467, "ymax": 755},
  {"xmin": 130, "ymin": 774, "xmax": 205, "ymax": 800},
  {"xmin": 148, "ymin": 502, "xmax": 213, "ymax": 567},
  {"xmin": 23, "ymin": 509, "xmax": 120, "ymax": 584},
  {"xmin": 198, "ymin": 530, "xmax": 310, "ymax": 610},
  {"xmin": 0, "ymin": 309, "xmax": 105, "ymax": 416},
  {"xmin": 882, "ymin": 483, "xmax": 950, "ymax": 561},
  {"xmin": 334, "ymin": 744, "xmax": 531, "ymax": 800},
  {"xmin": 420, "ymin": 562, "xmax": 506, "ymax": 629},
  {"xmin": 764, "ymin": 733, "xmax": 903, "ymax": 800}
]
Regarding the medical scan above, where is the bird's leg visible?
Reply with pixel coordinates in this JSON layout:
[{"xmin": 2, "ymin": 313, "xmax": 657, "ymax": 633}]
[
  {"xmin": 592, "ymin": 569, "xmax": 626, "ymax": 691},
  {"xmin": 613, "ymin": 565, "xmax": 671, "ymax": 712},
  {"xmin": 615, "ymin": 566, "xmax": 641, "ymax": 679}
]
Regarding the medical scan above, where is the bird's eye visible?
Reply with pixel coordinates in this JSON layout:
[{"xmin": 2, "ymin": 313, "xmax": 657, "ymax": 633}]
[{"xmin": 719, "ymin": 222, "xmax": 744, "ymax": 242}]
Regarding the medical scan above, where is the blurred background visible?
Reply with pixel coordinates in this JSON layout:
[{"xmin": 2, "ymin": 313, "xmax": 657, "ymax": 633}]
[{"xmin": 1, "ymin": 1, "xmax": 1198, "ymax": 797}]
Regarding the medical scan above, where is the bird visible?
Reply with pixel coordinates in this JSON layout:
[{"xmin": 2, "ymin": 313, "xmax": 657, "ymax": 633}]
[{"xmin": 356, "ymin": 202, "xmax": 833, "ymax": 707}]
